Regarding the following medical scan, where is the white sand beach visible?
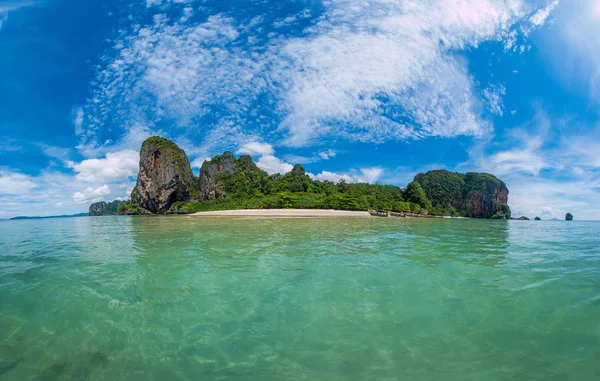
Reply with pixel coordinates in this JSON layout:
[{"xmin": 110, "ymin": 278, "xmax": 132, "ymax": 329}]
[{"xmin": 189, "ymin": 209, "xmax": 372, "ymax": 218}]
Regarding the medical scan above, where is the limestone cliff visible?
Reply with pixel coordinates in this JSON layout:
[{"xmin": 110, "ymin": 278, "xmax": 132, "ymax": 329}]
[
  {"xmin": 131, "ymin": 137, "xmax": 196, "ymax": 214},
  {"xmin": 89, "ymin": 200, "xmax": 126, "ymax": 216},
  {"xmin": 413, "ymin": 170, "xmax": 510, "ymax": 219},
  {"xmin": 199, "ymin": 152, "xmax": 237, "ymax": 201}
]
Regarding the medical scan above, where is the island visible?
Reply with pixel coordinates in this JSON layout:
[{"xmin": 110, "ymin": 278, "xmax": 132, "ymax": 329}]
[
  {"xmin": 566, "ymin": 213, "xmax": 574, "ymax": 221},
  {"xmin": 92, "ymin": 136, "xmax": 512, "ymax": 219}
]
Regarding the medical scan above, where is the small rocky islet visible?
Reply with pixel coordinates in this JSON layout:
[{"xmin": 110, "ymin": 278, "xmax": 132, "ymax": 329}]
[{"xmin": 90, "ymin": 136, "xmax": 512, "ymax": 219}]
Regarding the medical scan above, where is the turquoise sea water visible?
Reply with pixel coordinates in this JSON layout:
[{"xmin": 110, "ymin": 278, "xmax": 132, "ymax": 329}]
[{"xmin": 1, "ymin": 216, "xmax": 599, "ymax": 380}]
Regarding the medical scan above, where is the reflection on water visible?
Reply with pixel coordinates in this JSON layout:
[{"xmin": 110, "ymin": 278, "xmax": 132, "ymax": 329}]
[{"xmin": 0, "ymin": 217, "xmax": 599, "ymax": 380}]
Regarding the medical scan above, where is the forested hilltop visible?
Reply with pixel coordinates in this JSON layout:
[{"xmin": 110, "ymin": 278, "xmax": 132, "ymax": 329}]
[{"xmin": 112, "ymin": 137, "xmax": 510, "ymax": 219}]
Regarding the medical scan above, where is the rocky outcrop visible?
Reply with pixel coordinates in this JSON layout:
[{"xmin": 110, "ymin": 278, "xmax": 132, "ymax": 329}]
[
  {"xmin": 414, "ymin": 170, "xmax": 510, "ymax": 219},
  {"xmin": 131, "ymin": 137, "xmax": 196, "ymax": 214},
  {"xmin": 461, "ymin": 173, "xmax": 510, "ymax": 219},
  {"xmin": 566, "ymin": 213, "xmax": 574, "ymax": 221},
  {"xmin": 89, "ymin": 200, "xmax": 126, "ymax": 216},
  {"xmin": 199, "ymin": 152, "xmax": 237, "ymax": 201}
]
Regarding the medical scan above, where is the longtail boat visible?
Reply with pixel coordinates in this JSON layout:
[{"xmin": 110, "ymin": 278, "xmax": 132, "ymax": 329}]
[{"xmin": 369, "ymin": 210, "xmax": 389, "ymax": 217}]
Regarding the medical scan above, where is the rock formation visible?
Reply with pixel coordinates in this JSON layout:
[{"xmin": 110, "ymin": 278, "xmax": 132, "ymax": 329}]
[
  {"xmin": 96, "ymin": 137, "xmax": 512, "ymax": 218},
  {"xmin": 566, "ymin": 213, "xmax": 574, "ymax": 221},
  {"xmin": 199, "ymin": 152, "xmax": 237, "ymax": 201},
  {"xmin": 131, "ymin": 137, "xmax": 196, "ymax": 214},
  {"xmin": 89, "ymin": 200, "xmax": 126, "ymax": 216},
  {"xmin": 413, "ymin": 170, "xmax": 510, "ymax": 219}
]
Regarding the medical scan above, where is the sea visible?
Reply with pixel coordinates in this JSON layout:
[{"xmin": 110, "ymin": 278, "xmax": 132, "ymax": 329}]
[{"xmin": 1, "ymin": 216, "xmax": 599, "ymax": 380}]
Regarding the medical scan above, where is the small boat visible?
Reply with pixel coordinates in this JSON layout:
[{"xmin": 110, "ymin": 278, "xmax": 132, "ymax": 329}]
[
  {"xmin": 389, "ymin": 212, "xmax": 406, "ymax": 217},
  {"xmin": 369, "ymin": 210, "xmax": 389, "ymax": 217}
]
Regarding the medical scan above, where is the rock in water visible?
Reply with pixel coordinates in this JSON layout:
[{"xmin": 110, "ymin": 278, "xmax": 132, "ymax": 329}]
[
  {"xmin": 566, "ymin": 213, "xmax": 574, "ymax": 221},
  {"xmin": 131, "ymin": 137, "xmax": 195, "ymax": 213},
  {"xmin": 199, "ymin": 152, "xmax": 237, "ymax": 201},
  {"xmin": 89, "ymin": 200, "xmax": 126, "ymax": 216}
]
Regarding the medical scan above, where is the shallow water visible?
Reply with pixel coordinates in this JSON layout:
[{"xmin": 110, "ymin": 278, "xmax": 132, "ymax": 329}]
[{"xmin": 1, "ymin": 216, "xmax": 599, "ymax": 380}]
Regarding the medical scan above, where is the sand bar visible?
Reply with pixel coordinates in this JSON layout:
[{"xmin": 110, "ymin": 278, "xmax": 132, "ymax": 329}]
[{"xmin": 189, "ymin": 209, "xmax": 372, "ymax": 218}]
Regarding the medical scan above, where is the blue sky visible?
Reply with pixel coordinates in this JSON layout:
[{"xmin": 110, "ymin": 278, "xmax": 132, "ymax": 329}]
[{"xmin": 1, "ymin": 0, "xmax": 600, "ymax": 220}]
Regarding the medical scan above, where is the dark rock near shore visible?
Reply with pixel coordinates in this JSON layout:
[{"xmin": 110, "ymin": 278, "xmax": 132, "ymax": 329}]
[
  {"xmin": 131, "ymin": 137, "xmax": 196, "ymax": 214},
  {"xmin": 89, "ymin": 200, "xmax": 126, "ymax": 216}
]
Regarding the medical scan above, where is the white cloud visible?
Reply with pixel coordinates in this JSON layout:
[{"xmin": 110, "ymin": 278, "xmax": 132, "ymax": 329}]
[
  {"xmin": 318, "ymin": 149, "xmax": 336, "ymax": 160},
  {"xmin": 357, "ymin": 167, "xmax": 384, "ymax": 184},
  {"xmin": 68, "ymin": 149, "xmax": 139, "ymax": 183},
  {"xmin": 309, "ymin": 167, "xmax": 384, "ymax": 184},
  {"xmin": 237, "ymin": 142, "xmax": 274, "ymax": 156},
  {"xmin": 309, "ymin": 171, "xmax": 353, "ymax": 183},
  {"xmin": 0, "ymin": 0, "xmax": 35, "ymax": 29},
  {"xmin": 72, "ymin": 185, "xmax": 112, "ymax": 204},
  {"xmin": 72, "ymin": 107, "xmax": 84, "ymax": 135},
  {"xmin": 540, "ymin": 0, "xmax": 600, "ymax": 103},
  {"xmin": 530, "ymin": 0, "xmax": 560, "ymax": 26},
  {"xmin": 190, "ymin": 157, "xmax": 212, "ymax": 169},
  {"xmin": 81, "ymin": 0, "xmax": 559, "ymax": 152},
  {"xmin": 0, "ymin": 170, "xmax": 99, "ymax": 218},
  {"xmin": 483, "ymin": 84, "xmax": 506, "ymax": 116},
  {"xmin": 256, "ymin": 155, "xmax": 293, "ymax": 175},
  {"xmin": 0, "ymin": 170, "xmax": 38, "ymax": 195}
]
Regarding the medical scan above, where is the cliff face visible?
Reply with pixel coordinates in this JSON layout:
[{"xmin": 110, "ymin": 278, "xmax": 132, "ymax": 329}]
[
  {"xmin": 414, "ymin": 170, "xmax": 510, "ymax": 219},
  {"xmin": 199, "ymin": 152, "xmax": 237, "ymax": 201},
  {"xmin": 461, "ymin": 173, "xmax": 510, "ymax": 219},
  {"xmin": 89, "ymin": 200, "xmax": 126, "ymax": 216},
  {"xmin": 131, "ymin": 137, "xmax": 196, "ymax": 214}
]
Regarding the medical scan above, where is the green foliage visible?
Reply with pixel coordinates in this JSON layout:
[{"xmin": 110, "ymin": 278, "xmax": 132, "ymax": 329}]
[
  {"xmin": 490, "ymin": 212, "xmax": 507, "ymax": 220},
  {"xmin": 119, "ymin": 201, "xmax": 141, "ymax": 215},
  {"xmin": 463, "ymin": 172, "xmax": 505, "ymax": 195},
  {"xmin": 500, "ymin": 203, "xmax": 511, "ymax": 219},
  {"xmin": 405, "ymin": 181, "xmax": 432, "ymax": 211},
  {"xmin": 414, "ymin": 170, "xmax": 464, "ymax": 208},
  {"xmin": 160, "ymin": 148, "xmax": 511, "ymax": 218}
]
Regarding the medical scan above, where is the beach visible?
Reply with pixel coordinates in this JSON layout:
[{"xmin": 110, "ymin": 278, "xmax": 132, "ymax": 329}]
[{"xmin": 190, "ymin": 209, "xmax": 372, "ymax": 218}]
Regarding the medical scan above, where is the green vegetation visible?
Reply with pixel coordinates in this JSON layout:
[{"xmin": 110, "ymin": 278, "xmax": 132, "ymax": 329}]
[
  {"xmin": 414, "ymin": 170, "xmax": 464, "ymax": 208},
  {"xmin": 404, "ymin": 181, "xmax": 432, "ymax": 212},
  {"xmin": 173, "ymin": 164, "xmax": 427, "ymax": 214},
  {"xmin": 119, "ymin": 201, "xmax": 141, "ymax": 215},
  {"xmin": 412, "ymin": 170, "xmax": 509, "ymax": 219}
]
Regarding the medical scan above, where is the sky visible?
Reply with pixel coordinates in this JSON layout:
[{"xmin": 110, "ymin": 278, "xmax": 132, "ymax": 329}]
[{"xmin": 1, "ymin": 0, "xmax": 600, "ymax": 220}]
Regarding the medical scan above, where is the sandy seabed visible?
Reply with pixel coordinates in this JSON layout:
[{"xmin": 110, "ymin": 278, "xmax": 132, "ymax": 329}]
[{"xmin": 189, "ymin": 209, "xmax": 373, "ymax": 218}]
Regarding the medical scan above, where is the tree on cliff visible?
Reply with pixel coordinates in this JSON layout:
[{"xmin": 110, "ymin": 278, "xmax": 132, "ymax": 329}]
[
  {"xmin": 566, "ymin": 213, "xmax": 574, "ymax": 221},
  {"xmin": 405, "ymin": 181, "xmax": 432, "ymax": 211}
]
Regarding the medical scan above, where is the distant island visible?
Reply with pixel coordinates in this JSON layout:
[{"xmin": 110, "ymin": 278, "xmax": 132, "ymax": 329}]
[
  {"xmin": 91, "ymin": 137, "xmax": 512, "ymax": 219},
  {"xmin": 9, "ymin": 213, "xmax": 89, "ymax": 221}
]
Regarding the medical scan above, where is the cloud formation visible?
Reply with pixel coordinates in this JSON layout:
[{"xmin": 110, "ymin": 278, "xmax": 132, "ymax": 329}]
[
  {"xmin": 72, "ymin": 185, "xmax": 112, "ymax": 204},
  {"xmin": 80, "ymin": 0, "xmax": 558, "ymax": 154},
  {"xmin": 68, "ymin": 149, "xmax": 139, "ymax": 183}
]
